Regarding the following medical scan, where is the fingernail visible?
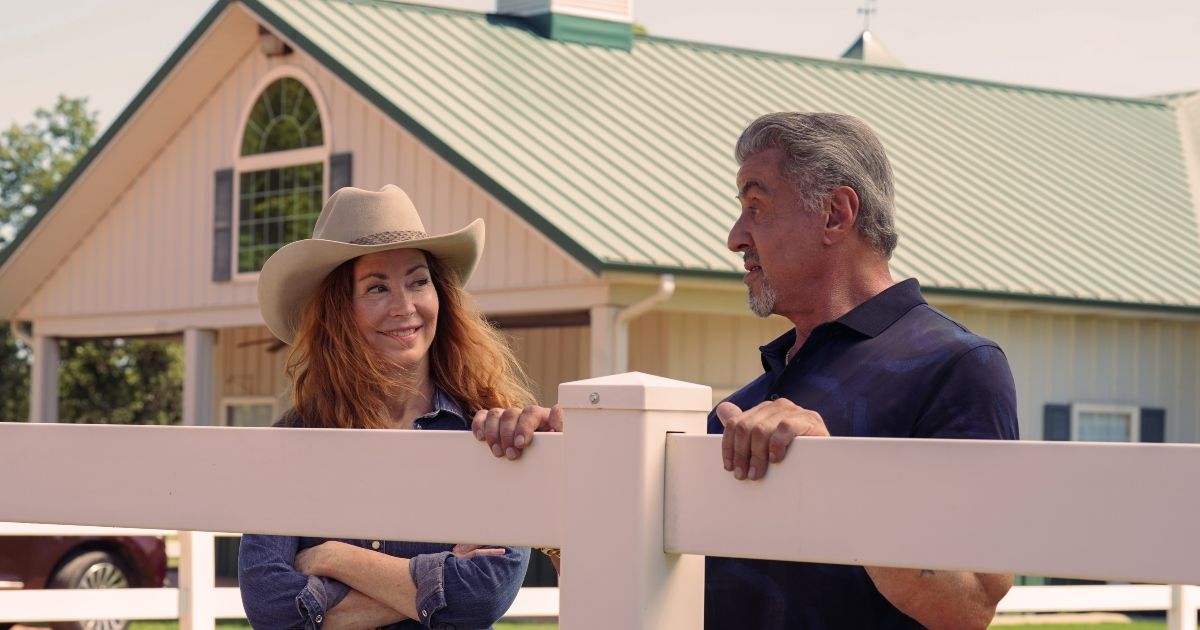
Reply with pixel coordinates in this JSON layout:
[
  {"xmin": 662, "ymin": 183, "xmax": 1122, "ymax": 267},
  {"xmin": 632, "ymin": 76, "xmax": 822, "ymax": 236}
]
[
  {"xmin": 734, "ymin": 467, "xmax": 745, "ymax": 480},
  {"xmin": 748, "ymin": 466, "xmax": 758, "ymax": 479},
  {"xmin": 769, "ymin": 452, "xmax": 779, "ymax": 463},
  {"xmin": 514, "ymin": 435, "xmax": 526, "ymax": 447},
  {"xmin": 506, "ymin": 447, "xmax": 517, "ymax": 460},
  {"xmin": 491, "ymin": 444, "xmax": 503, "ymax": 457},
  {"xmin": 723, "ymin": 459, "xmax": 732, "ymax": 471},
  {"xmin": 474, "ymin": 429, "xmax": 483, "ymax": 440}
]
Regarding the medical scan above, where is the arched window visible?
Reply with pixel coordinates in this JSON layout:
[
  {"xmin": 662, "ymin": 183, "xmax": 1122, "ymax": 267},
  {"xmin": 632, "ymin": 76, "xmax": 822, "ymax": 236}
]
[{"xmin": 235, "ymin": 76, "xmax": 327, "ymax": 274}]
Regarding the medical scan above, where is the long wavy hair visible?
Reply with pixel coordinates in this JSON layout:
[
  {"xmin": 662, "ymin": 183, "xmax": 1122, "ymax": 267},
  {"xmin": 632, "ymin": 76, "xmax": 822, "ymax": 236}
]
[{"xmin": 283, "ymin": 251, "xmax": 534, "ymax": 429}]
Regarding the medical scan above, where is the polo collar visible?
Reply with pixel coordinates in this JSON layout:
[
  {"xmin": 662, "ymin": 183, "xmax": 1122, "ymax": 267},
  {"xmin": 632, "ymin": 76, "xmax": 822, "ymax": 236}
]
[{"xmin": 834, "ymin": 278, "xmax": 926, "ymax": 338}]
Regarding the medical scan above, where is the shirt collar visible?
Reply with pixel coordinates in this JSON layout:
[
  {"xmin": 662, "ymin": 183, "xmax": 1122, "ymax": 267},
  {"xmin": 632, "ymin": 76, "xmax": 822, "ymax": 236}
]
[
  {"xmin": 416, "ymin": 388, "xmax": 468, "ymax": 426},
  {"xmin": 835, "ymin": 278, "xmax": 926, "ymax": 338},
  {"xmin": 757, "ymin": 278, "xmax": 927, "ymax": 372}
]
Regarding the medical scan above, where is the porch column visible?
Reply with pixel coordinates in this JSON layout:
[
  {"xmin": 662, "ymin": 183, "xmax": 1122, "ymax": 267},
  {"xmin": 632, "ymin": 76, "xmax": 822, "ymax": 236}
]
[
  {"xmin": 589, "ymin": 305, "xmax": 621, "ymax": 377},
  {"xmin": 29, "ymin": 334, "xmax": 59, "ymax": 423},
  {"xmin": 183, "ymin": 328, "xmax": 216, "ymax": 426}
]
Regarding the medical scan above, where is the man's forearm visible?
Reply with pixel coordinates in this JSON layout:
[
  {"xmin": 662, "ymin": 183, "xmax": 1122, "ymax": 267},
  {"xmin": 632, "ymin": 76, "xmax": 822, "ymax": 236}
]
[
  {"xmin": 864, "ymin": 566, "xmax": 1012, "ymax": 630},
  {"xmin": 323, "ymin": 590, "xmax": 408, "ymax": 630}
]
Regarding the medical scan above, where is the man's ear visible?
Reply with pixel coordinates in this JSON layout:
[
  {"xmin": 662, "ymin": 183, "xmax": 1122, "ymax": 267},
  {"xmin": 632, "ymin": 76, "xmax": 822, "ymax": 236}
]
[{"xmin": 824, "ymin": 186, "xmax": 859, "ymax": 245}]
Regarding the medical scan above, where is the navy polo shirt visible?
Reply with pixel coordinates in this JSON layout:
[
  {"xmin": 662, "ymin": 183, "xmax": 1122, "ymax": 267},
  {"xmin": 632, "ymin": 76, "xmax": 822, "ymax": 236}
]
[{"xmin": 704, "ymin": 278, "xmax": 1018, "ymax": 629}]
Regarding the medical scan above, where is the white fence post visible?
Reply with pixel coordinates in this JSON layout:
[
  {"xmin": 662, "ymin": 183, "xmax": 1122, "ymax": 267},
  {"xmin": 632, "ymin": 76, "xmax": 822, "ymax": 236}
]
[
  {"xmin": 1169, "ymin": 584, "xmax": 1200, "ymax": 630},
  {"xmin": 179, "ymin": 530, "xmax": 216, "ymax": 630},
  {"xmin": 558, "ymin": 372, "xmax": 711, "ymax": 630}
]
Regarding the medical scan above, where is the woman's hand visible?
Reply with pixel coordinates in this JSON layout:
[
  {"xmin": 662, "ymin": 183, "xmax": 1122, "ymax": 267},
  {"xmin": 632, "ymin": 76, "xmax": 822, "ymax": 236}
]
[
  {"xmin": 451, "ymin": 544, "xmax": 507, "ymax": 560},
  {"xmin": 472, "ymin": 404, "xmax": 564, "ymax": 460},
  {"xmin": 294, "ymin": 541, "xmax": 344, "ymax": 576}
]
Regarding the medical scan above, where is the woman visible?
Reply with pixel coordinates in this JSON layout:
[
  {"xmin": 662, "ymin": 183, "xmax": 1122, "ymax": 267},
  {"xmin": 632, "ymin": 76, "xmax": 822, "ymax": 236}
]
[{"xmin": 239, "ymin": 185, "xmax": 533, "ymax": 630}]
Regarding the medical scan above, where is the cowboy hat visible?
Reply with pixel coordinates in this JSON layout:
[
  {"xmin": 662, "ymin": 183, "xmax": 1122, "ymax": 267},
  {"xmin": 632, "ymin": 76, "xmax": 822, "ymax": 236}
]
[{"xmin": 257, "ymin": 184, "xmax": 483, "ymax": 345}]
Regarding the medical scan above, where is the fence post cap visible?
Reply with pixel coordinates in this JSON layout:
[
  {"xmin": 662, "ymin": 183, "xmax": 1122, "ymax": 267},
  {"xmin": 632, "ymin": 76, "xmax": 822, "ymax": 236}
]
[{"xmin": 558, "ymin": 372, "xmax": 712, "ymax": 411}]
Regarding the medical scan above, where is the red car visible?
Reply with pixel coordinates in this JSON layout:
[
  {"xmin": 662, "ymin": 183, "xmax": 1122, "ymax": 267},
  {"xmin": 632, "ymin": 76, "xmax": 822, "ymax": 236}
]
[{"xmin": 0, "ymin": 535, "xmax": 167, "ymax": 630}]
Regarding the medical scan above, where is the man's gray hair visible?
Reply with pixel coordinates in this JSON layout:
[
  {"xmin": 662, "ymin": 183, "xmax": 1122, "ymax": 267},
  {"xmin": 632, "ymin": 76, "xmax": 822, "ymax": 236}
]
[{"xmin": 735, "ymin": 112, "xmax": 898, "ymax": 258}]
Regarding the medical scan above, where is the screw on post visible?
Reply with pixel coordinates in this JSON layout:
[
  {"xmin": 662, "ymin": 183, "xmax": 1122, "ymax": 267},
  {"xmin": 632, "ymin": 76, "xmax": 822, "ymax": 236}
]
[{"xmin": 589, "ymin": 392, "xmax": 600, "ymax": 405}]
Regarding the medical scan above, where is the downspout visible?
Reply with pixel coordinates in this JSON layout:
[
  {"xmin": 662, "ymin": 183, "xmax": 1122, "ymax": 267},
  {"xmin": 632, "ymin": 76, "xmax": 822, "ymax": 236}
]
[{"xmin": 613, "ymin": 274, "xmax": 675, "ymax": 373}]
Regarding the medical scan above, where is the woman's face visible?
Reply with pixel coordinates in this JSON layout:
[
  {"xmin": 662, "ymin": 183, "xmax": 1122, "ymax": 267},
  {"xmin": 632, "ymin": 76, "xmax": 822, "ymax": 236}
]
[{"xmin": 352, "ymin": 248, "xmax": 439, "ymax": 374}]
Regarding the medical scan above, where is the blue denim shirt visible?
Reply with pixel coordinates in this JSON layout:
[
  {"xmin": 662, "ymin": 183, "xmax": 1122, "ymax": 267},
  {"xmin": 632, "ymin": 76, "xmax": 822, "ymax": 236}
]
[{"xmin": 239, "ymin": 390, "xmax": 531, "ymax": 630}]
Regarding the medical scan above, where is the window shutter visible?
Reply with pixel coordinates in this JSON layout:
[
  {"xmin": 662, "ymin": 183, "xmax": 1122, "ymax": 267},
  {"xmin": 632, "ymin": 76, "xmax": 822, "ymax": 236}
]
[
  {"xmin": 1139, "ymin": 407, "xmax": 1166, "ymax": 443},
  {"xmin": 1043, "ymin": 404, "xmax": 1071, "ymax": 441},
  {"xmin": 330, "ymin": 152, "xmax": 352, "ymax": 193},
  {"xmin": 213, "ymin": 168, "xmax": 234, "ymax": 282}
]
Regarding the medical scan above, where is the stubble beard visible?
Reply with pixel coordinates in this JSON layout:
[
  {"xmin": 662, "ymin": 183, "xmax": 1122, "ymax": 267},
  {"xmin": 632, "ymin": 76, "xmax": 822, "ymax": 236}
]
[{"xmin": 748, "ymin": 277, "xmax": 777, "ymax": 318}]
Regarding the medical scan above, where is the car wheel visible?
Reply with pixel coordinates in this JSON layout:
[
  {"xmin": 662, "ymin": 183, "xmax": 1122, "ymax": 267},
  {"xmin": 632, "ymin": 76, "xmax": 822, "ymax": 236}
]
[{"xmin": 47, "ymin": 550, "xmax": 132, "ymax": 630}]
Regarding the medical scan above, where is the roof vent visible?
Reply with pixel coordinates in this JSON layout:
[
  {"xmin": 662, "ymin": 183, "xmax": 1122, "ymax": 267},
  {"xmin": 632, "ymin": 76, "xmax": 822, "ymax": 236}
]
[
  {"xmin": 495, "ymin": 0, "xmax": 633, "ymax": 50},
  {"xmin": 841, "ymin": 30, "xmax": 902, "ymax": 67}
]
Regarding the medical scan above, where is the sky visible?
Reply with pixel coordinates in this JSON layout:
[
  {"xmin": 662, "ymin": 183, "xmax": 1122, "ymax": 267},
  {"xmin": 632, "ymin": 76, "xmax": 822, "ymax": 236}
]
[{"xmin": 1, "ymin": 0, "xmax": 1199, "ymax": 132}]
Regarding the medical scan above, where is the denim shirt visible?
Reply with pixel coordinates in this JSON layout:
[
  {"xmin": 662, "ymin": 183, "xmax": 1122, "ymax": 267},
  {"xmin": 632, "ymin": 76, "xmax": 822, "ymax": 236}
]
[{"xmin": 238, "ymin": 390, "xmax": 531, "ymax": 630}]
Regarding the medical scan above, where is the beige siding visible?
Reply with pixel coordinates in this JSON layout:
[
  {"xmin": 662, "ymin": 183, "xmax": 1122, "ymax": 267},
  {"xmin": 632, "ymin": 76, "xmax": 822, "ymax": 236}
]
[
  {"xmin": 504, "ymin": 326, "xmax": 590, "ymax": 406},
  {"xmin": 20, "ymin": 43, "xmax": 592, "ymax": 323},
  {"xmin": 627, "ymin": 307, "xmax": 1200, "ymax": 443},
  {"xmin": 216, "ymin": 326, "xmax": 289, "ymax": 402},
  {"xmin": 938, "ymin": 305, "xmax": 1200, "ymax": 443},
  {"xmin": 628, "ymin": 312, "xmax": 791, "ymax": 404}
]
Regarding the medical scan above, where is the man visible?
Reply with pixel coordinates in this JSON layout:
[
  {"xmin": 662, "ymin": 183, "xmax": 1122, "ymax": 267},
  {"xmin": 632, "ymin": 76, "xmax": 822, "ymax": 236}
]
[{"xmin": 475, "ymin": 112, "xmax": 1019, "ymax": 629}]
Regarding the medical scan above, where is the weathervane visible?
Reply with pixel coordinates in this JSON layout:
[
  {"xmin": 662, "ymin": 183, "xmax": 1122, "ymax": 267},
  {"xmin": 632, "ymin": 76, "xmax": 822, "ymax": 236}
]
[{"xmin": 857, "ymin": 0, "xmax": 878, "ymax": 31}]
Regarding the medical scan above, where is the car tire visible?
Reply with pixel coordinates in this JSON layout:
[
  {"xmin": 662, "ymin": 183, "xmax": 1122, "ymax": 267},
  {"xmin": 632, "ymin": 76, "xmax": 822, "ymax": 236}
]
[{"xmin": 47, "ymin": 550, "xmax": 132, "ymax": 630}]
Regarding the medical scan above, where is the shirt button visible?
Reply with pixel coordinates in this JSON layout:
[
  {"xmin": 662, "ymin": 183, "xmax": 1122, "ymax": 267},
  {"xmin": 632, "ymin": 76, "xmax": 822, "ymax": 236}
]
[
  {"xmin": 421, "ymin": 609, "xmax": 428, "ymax": 617},
  {"xmin": 769, "ymin": 394, "xmax": 780, "ymax": 401},
  {"xmin": 414, "ymin": 423, "xmax": 423, "ymax": 430},
  {"xmin": 371, "ymin": 540, "xmax": 381, "ymax": 550},
  {"xmin": 314, "ymin": 615, "xmax": 322, "ymax": 623}
]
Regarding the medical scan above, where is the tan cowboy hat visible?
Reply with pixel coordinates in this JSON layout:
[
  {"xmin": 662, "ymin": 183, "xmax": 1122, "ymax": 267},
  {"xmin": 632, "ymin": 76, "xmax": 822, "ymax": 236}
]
[{"xmin": 257, "ymin": 184, "xmax": 483, "ymax": 345}]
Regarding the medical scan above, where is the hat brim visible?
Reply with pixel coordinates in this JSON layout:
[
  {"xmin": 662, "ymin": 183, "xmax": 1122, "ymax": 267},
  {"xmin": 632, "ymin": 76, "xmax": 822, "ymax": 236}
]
[{"xmin": 257, "ymin": 219, "xmax": 484, "ymax": 345}]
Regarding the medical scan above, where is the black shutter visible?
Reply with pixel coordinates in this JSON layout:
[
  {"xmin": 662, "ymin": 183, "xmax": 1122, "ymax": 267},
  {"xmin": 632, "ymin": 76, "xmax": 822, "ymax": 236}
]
[
  {"xmin": 1043, "ymin": 404, "xmax": 1071, "ymax": 441},
  {"xmin": 330, "ymin": 152, "xmax": 352, "ymax": 193},
  {"xmin": 213, "ymin": 169, "xmax": 234, "ymax": 282},
  {"xmin": 1139, "ymin": 407, "xmax": 1166, "ymax": 443}
]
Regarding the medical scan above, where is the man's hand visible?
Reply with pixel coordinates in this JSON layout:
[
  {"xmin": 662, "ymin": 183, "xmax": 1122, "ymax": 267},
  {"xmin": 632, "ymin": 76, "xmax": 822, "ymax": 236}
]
[
  {"xmin": 472, "ymin": 405, "xmax": 564, "ymax": 460},
  {"xmin": 716, "ymin": 399, "xmax": 829, "ymax": 480}
]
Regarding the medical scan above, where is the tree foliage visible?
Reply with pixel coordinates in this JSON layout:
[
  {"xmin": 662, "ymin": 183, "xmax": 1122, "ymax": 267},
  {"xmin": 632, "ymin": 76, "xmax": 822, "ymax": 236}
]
[
  {"xmin": 0, "ymin": 96, "xmax": 183, "ymax": 424},
  {"xmin": 0, "ymin": 95, "xmax": 98, "ymax": 246}
]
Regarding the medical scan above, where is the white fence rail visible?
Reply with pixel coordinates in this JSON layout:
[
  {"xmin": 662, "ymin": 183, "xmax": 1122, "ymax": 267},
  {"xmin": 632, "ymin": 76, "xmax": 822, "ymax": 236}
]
[{"xmin": 0, "ymin": 372, "xmax": 1198, "ymax": 629}]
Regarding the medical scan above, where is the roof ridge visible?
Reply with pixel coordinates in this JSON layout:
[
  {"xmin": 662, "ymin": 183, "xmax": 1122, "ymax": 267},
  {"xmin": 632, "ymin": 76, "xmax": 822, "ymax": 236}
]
[
  {"xmin": 335, "ymin": 0, "xmax": 1173, "ymax": 107},
  {"xmin": 632, "ymin": 33, "xmax": 1171, "ymax": 108}
]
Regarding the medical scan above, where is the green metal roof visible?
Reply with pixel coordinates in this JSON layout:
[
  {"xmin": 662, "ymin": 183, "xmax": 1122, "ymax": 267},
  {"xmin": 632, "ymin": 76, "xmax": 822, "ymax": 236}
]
[
  {"xmin": 7, "ymin": 0, "xmax": 1199, "ymax": 313},
  {"xmin": 248, "ymin": 0, "xmax": 1200, "ymax": 309}
]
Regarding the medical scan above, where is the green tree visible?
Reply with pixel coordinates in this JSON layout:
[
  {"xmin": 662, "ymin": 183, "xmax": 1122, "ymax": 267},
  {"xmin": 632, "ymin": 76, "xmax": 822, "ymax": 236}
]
[
  {"xmin": 0, "ymin": 96, "xmax": 183, "ymax": 424},
  {"xmin": 1, "ymin": 95, "xmax": 98, "ymax": 246}
]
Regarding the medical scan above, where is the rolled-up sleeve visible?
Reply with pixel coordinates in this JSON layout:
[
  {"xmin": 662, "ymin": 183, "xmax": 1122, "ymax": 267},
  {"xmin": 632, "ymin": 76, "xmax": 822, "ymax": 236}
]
[
  {"xmin": 239, "ymin": 534, "xmax": 350, "ymax": 630},
  {"xmin": 408, "ymin": 546, "xmax": 531, "ymax": 629}
]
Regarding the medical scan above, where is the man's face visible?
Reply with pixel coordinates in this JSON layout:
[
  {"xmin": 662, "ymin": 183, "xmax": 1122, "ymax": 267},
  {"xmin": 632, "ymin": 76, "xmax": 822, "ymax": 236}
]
[{"xmin": 727, "ymin": 148, "xmax": 827, "ymax": 318}]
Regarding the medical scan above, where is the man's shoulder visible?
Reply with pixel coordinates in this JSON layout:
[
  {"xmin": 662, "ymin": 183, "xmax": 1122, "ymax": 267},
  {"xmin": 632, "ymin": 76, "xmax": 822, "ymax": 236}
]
[{"xmin": 895, "ymin": 303, "xmax": 1003, "ymax": 356}]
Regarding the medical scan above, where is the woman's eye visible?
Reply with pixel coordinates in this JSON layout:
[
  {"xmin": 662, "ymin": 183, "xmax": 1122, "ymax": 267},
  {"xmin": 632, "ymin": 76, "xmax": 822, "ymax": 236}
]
[
  {"xmin": 412, "ymin": 277, "xmax": 431, "ymax": 288},
  {"xmin": 366, "ymin": 284, "xmax": 387, "ymax": 294}
]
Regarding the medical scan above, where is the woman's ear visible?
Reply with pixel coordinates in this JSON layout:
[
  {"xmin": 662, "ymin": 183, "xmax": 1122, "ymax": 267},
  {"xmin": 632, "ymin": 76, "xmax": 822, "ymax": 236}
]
[{"xmin": 824, "ymin": 185, "xmax": 860, "ymax": 245}]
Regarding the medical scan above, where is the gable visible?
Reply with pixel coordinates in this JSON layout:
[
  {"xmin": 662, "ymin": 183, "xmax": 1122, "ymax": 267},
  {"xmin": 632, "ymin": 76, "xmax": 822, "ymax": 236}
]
[{"xmin": 13, "ymin": 5, "xmax": 592, "ymax": 334}]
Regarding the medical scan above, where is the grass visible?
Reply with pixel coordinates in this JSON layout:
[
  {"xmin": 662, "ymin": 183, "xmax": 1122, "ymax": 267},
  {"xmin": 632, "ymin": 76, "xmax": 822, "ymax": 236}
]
[{"xmin": 124, "ymin": 614, "xmax": 1171, "ymax": 624}]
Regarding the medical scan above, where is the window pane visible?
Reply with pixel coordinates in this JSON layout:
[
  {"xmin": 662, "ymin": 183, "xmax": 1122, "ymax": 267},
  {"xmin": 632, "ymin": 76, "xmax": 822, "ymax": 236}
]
[
  {"xmin": 240, "ymin": 77, "xmax": 324, "ymax": 156},
  {"xmin": 237, "ymin": 163, "xmax": 324, "ymax": 272},
  {"xmin": 1077, "ymin": 411, "xmax": 1132, "ymax": 442},
  {"xmin": 227, "ymin": 403, "xmax": 275, "ymax": 427}
]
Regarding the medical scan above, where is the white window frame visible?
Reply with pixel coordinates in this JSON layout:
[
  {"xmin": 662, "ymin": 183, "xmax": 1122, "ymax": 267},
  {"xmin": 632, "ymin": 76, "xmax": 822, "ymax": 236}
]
[
  {"xmin": 1071, "ymin": 403, "xmax": 1140, "ymax": 443},
  {"xmin": 232, "ymin": 66, "xmax": 332, "ymax": 283},
  {"xmin": 220, "ymin": 396, "xmax": 280, "ymax": 428}
]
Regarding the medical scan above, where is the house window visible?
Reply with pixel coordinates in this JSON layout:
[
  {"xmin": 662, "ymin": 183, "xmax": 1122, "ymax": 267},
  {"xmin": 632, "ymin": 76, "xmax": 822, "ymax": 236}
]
[
  {"xmin": 223, "ymin": 398, "xmax": 277, "ymax": 427},
  {"xmin": 236, "ymin": 75, "xmax": 327, "ymax": 274},
  {"xmin": 1072, "ymin": 404, "xmax": 1139, "ymax": 443}
]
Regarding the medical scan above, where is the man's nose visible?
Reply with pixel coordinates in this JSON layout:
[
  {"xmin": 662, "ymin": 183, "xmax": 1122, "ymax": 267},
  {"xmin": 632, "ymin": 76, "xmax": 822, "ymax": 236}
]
[{"xmin": 727, "ymin": 214, "xmax": 751, "ymax": 253}]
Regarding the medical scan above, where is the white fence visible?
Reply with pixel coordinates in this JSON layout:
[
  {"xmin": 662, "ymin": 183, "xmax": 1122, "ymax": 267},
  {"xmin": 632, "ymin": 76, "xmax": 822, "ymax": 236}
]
[{"xmin": 0, "ymin": 372, "xmax": 1198, "ymax": 629}]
